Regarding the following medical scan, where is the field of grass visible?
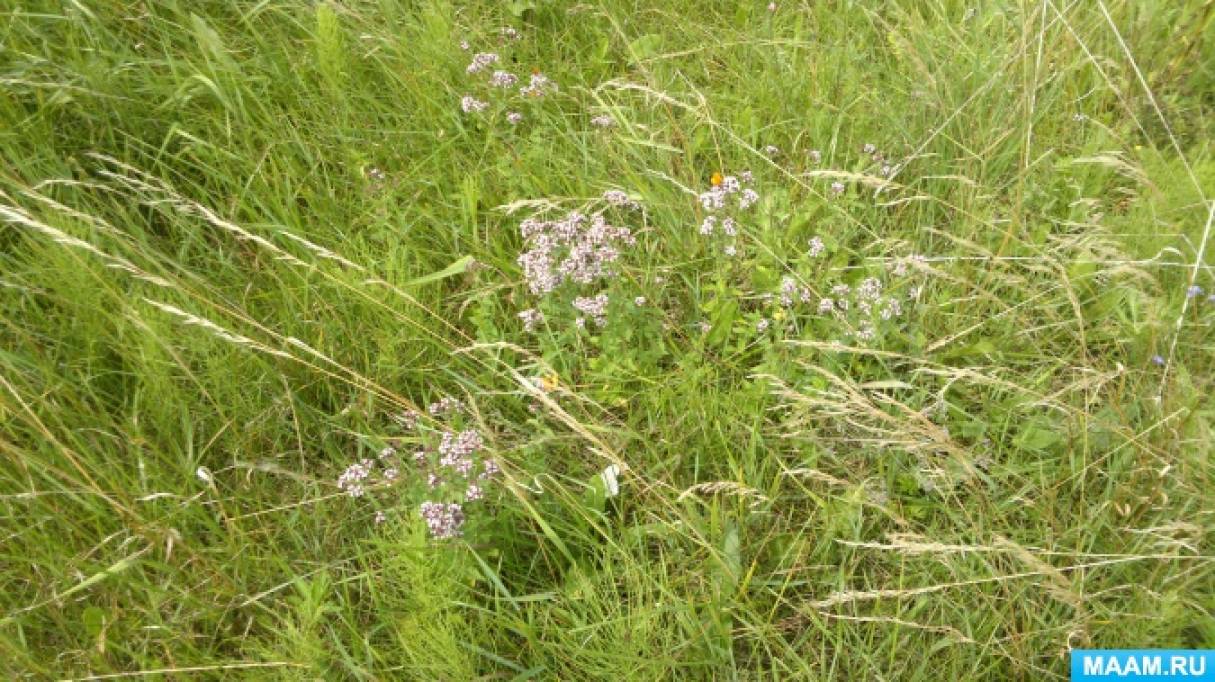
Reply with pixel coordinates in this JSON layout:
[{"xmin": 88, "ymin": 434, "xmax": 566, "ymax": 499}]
[{"xmin": 2, "ymin": 0, "xmax": 1214, "ymax": 678}]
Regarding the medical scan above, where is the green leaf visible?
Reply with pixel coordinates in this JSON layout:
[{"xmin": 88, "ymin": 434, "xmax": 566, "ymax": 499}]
[
  {"xmin": 81, "ymin": 606, "xmax": 106, "ymax": 637},
  {"xmin": 627, "ymin": 34, "xmax": 663, "ymax": 63},
  {"xmin": 1015, "ymin": 418, "xmax": 1063, "ymax": 452},
  {"xmin": 719, "ymin": 522, "xmax": 741, "ymax": 591},
  {"xmin": 402, "ymin": 255, "xmax": 474, "ymax": 288}
]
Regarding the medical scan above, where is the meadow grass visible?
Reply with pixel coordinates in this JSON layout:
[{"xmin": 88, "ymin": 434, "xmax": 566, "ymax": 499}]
[{"xmin": 1, "ymin": 0, "xmax": 1213, "ymax": 678}]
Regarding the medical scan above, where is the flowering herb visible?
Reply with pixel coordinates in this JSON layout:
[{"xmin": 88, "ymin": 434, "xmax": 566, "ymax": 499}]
[
  {"xmin": 517, "ymin": 211, "xmax": 635, "ymax": 296},
  {"xmin": 460, "ymin": 96, "xmax": 488, "ymax": 113},
  {"xmin": 697, "ymin": 171, "xmax": 759, "ymax": 257},
  {"xmin": 466, "ymin": 52, "xmax": 499, "ymax": 74},
  {"xmin": 335, "ymin": 396, "xmax": 499, "ymax": 539}
]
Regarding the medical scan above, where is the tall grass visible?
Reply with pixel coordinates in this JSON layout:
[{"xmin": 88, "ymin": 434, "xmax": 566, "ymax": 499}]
[{"xmin": 1, "ymin": 0, "xmax": 1212, "ymax": 678}]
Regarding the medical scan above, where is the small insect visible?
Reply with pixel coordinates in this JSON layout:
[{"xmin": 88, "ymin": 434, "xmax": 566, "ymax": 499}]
[{"xmin": 710, "ymin": 172, "xmax": 724, "ymax": 187}]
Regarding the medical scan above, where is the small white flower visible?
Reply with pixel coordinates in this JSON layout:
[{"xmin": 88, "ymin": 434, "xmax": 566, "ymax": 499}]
[
  {"xmin": 466, "ymin": 52, "xmax": 499, "ymax": 74},
  {"xmin": 602, "ymin": 189, "xmax": 638, "ymax": 209},
  {"xmin": 634, "ymin": 296, "xmax": 646, "ymax": 306},
  {"xmin": 507, "ymin": 111, "xmax": 523, "ymax": 125},
  {"xmin": 808, "ymin": 236, "xmax": 825, "ymax": 257},
  {"xmin": 489, "ymin": 70, "xmax": 518, "ymax": 88},
  {"xmin": 699, "ymin": 188, "xmax": 726, "ymax": 211},
  {"xmin": 461, "ymin": 95, "xmax": 488, "ymax": 113},
  {"xmin": 520, "ymin": 72, "xmax": 554, "ymax": 97},
  {"xmin": 738, "ymin": 188, "xmax": 760, "ymax": 210},
  {"xmin": 723, "ymin": 244, "xmax": 738, "ymax": 257}
]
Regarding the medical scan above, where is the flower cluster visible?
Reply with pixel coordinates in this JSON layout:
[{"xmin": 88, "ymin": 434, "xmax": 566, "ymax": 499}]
[
  {"xmin": 778, "ymin": 276, "xmax": 813, "ymax": 307},
  {"xmin": 816, "ymin": 273, "xmax": 912, "ymax": 343},
  {"xmin": 489, "ymin": 70, "xmax": 518, "ymax": 88},
  {"xmin": 466, "ymin": 52, "xmax": 499, "ymax": 74},
  {"xmin": 808, "ymin": 235, "xmax": 825, "ymax": 257},
  {"xmin": 517, "ymin": 307, "xmax": 544, "ymax": 331},
  {"xmin": 697, "ymin": 171, "xmax": 759, "ymax": 256},
  {"xmin": 438, "ymin": 429, "xmax": 483, "ymax": 476},
  {"xmin": 862, "ymin": 142, "xmax": 898, "ymax": 178},
  {"xmin": 337, "ymin": 458, "xmax": 375, "ymax": 498},
  {"xmin": 334, "ymin": 396, "xmax": 499, "ymax": 539},
  {"xmin": 573, "ymin": 293, "xmax": 610, "ymax": 328},
  {"xmin": 461, "ymin": 95, "xmax": 488, "ymax": 113},
  {"xmin": 516, "ymin": 211, "xmax": 635, "ymax": 296},
  {"xmin": 520, "ymin": 72, "xmax": 556, "ymax": 98},
  {"xmin": 428, "ymin": 396, "xmax": 464, "ymax": 416},
  {"xmin": 602, "ymin": 189, "xmax": 640, "ymax": 211},
  {"xmin": 458, "ymin": 38, "xmax": 557, "ymax": 125},
  {"xmin": 419, "ymin": 501, "xmax": 465, "ymax": 540}
]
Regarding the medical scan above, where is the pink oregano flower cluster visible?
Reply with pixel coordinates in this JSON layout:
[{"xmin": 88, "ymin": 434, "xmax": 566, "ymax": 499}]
[
  {"xmin": 458, "ymin": 32, "xmax": 557, "ymax": 126},
  {"xmin": 335, "ymin": 397, "xmax": 499, "ymax": 539},
  {"xmin": 515, "ymin": 204, "xmax": 638, "ymax": 331},
  {"xmin": 698, "ymin": 171, "xmax": 760, "ymax": 257}
]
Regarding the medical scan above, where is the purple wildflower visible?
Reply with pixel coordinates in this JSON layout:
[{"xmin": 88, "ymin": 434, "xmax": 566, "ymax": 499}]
[
  {"xmin": 489, "ymin": 70, "xmax": 519, "ymax": 88},
  {"xmin": 461, "ymin": 95, "xmax": 488, "ymax": 113},
  {"xmin": 466, "ymin": 52, "xmax": 499, "ymax": 74},
  {"xmin": 419, "ymin": 501, "xmax": 465, "ymax": 539},
  {"xmin": 573, "ymin": 293, "xmax": 610, "ymax": 327},
  {"xmin": 518, "ymin": 308, "xmax": 544, "ymax": 332},
  {"xmin": 808, "ymin": 236, "xmax": 825, "ymax": 257}
]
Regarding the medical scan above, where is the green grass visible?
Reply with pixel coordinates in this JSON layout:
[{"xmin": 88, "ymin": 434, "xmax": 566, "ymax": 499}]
[{"xmin": 1, "ymin": 0, "xmax": 1213, "ymax": 678}]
